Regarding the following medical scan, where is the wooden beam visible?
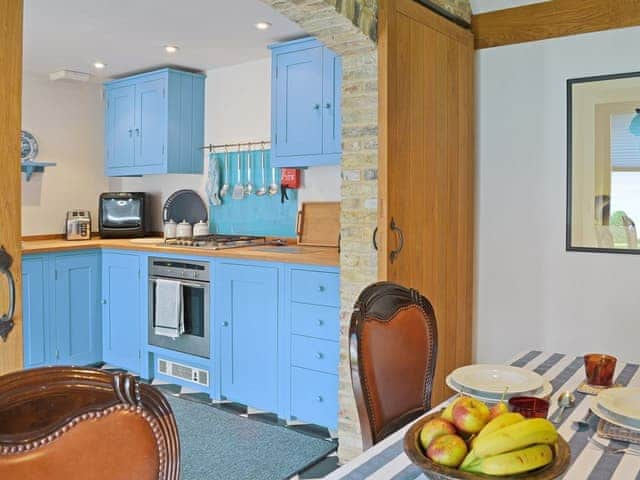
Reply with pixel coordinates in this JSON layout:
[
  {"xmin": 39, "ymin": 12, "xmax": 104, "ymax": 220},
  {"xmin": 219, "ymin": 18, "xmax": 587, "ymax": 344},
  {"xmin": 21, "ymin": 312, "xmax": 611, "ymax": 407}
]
[
  {"xmin": 0, "ymin": 0, "xmax": 24, "ymax": 374},
  {"xmin": 472, "ymin": 0, "xmax": 640, "ymax": 49}
]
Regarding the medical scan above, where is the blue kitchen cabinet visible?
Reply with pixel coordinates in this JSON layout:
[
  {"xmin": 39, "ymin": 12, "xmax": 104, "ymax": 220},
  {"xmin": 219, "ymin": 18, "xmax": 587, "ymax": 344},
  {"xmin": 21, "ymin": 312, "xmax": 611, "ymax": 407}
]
[
  {"xmin": 270, "ymin": 38, "xmax": 342, "ymax": 167},
  {"xmin": 22, "ymin": 251, "xmax": 101, "ymax": 368},
  {"xmin": 102, "ymin": 251, "xmax": 142, "ymax": 373},
  {"xmin": 104, "ymin": 68, "xmax": 205, "ymax": 176},
  {"xmin": 22, "ymin": 256, "xmax": 49, "ymax": 368},
  {"xmin": 284, "ymin": 265, "xmax": 340, "ymax": 429},
  {"xmin": 53, "ymin": 252, "xmax": 102, "ymax": 365},
  {"xmin": 217, "ymin": 262, "xmax": 280, "ymax": 413}
]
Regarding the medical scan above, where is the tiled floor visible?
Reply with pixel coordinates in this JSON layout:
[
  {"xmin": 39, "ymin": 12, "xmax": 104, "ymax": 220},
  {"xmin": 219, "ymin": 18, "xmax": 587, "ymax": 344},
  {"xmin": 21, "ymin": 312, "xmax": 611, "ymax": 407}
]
[{"xmin": 101, "ymin": 365, "xmax": 341, "ymax": 479}]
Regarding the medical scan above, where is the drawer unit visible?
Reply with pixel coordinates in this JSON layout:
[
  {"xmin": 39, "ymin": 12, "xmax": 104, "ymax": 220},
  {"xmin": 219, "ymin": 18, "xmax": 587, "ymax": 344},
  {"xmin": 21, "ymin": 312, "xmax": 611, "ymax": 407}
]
[
  {"xmin": 291, "ymin": 335, "xmax": 339, "ymax": 374},
  {"xmin": 291, "ymin": 367, "xmax": 338, "ymax": 429},
  {"xmin": 291, "ymin": 303, "xmax": 339, "ymax": 341},
  {"xmin": 291, "ymin": 269, "xmax": 339, "ymax": 306}
]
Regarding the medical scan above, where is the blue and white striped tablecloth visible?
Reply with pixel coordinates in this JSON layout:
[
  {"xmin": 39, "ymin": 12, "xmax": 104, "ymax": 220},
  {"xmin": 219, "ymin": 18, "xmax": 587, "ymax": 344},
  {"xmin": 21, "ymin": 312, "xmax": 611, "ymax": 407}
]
[{"xmin": 326, "ymin": 351, "xmax": 640, "ymax": 480}]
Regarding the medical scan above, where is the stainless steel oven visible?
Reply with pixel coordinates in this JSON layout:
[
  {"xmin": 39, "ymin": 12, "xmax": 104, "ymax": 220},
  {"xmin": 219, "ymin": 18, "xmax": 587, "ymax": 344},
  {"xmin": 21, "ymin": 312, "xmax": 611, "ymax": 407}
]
[{"xmin": 148, "ymin": 257, "xmax": 210, "ymax": 359}]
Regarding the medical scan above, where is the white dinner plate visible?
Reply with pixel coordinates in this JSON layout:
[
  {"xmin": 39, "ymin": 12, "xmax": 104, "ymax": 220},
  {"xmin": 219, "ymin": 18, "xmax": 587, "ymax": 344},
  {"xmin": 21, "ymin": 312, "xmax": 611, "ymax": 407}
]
[
  {"xmin": 449, "ymin": 364, "xmax": 544, "ymax": 396},
  {"xmin": 446, "ymin": 375, "xmax": 552, "ymax": 403},
  {"xmin": 590, "ymin": 395, "xmax": 640, "ymax": 432},
  {"xmin": 597, "ymin": 387, "xmax": 640, "ymax": 421}
]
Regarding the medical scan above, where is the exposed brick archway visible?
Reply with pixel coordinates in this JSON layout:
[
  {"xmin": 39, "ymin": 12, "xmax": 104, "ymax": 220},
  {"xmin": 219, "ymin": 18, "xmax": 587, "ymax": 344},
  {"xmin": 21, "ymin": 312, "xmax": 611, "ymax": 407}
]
[{"xmin": 260, "ymin": 0, "xmax": 471, "ymax": 462}]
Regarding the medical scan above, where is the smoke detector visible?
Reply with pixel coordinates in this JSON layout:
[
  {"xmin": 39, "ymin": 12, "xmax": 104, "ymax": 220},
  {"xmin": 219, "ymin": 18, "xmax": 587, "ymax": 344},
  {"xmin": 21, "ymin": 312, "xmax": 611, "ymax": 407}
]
[{"xmin": 49, "ymin": 70, "xmax": 91, "ymax": 82}]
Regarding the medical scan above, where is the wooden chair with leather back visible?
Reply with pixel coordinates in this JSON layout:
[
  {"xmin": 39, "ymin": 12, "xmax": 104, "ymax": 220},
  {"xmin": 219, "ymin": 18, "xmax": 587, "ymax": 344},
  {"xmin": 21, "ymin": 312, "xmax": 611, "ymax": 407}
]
[
  {"xmin": 350, "ymin": 281, "xmax": 438, "ymax": 450},
  {"xmin": 0, "ymin": 367, "xmax": 179, "ymax": 480}
]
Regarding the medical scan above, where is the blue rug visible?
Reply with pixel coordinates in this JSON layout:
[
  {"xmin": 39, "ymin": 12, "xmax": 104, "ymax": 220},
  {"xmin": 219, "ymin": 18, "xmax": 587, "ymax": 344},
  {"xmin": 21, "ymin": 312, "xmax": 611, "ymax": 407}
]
[{"xmin": 165, "ymin": 395, "xmax": 336, "ymax": 480}]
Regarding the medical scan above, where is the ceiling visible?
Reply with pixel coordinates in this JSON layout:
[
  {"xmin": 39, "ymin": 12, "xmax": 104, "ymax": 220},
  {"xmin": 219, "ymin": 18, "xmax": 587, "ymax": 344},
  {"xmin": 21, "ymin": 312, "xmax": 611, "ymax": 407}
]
[
  {"xmin": 470, "ymin": 0, "xmax": 551, "ymax": 14},
  {"xmin": 23, "ymin": 0, "xmax": 305, "ymax": 80}
]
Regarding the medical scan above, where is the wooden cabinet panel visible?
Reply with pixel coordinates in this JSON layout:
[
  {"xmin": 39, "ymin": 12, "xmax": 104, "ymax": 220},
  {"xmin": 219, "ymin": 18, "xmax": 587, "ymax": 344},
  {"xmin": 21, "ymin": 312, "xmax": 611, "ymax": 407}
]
[{"xmin": 378, "ymin": 0, "xmax": 474, "ymax": 405}]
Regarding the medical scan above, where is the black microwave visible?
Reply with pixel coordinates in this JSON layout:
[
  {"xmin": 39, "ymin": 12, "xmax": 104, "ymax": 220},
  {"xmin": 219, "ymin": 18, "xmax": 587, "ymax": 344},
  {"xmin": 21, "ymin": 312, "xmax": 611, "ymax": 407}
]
[{"xmin": 99, "ymin": 192, "xmax": 147, "ymax": 238}]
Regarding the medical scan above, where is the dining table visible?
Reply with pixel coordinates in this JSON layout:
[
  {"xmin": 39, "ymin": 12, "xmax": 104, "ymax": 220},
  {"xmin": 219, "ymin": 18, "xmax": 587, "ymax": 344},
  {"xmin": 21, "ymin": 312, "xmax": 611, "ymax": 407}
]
[{"xmin": 326, "ymin": 350, "xmax": 640, "ymax": 480}]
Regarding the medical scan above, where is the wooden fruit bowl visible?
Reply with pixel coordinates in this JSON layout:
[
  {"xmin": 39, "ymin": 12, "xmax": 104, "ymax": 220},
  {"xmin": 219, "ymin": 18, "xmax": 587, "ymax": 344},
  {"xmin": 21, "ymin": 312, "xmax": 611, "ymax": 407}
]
[{"xmin": 403, "ymin": 411, "xmax": 571, "ymax": 480}]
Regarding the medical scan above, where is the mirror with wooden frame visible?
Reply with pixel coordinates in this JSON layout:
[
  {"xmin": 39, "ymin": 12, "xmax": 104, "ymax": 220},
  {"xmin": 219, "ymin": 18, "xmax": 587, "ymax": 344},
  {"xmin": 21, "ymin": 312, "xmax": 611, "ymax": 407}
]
[{"xmin": 568, "ymin": 72, "xmax": 640, "ymax": 253}]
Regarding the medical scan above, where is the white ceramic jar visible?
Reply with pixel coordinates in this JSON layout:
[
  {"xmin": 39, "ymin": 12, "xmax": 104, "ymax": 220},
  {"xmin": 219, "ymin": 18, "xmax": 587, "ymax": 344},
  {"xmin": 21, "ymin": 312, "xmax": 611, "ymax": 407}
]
[
  {"xmin": 193, "ymin": 220, "xmax": 209, "ymax": 237},
  {"xmin": 163, "ymin": 219, "xmax": 177, "ymax": 239},
  {"xmin": 176, "ymin": 220, "xmax": 193, "ymax": 239}
]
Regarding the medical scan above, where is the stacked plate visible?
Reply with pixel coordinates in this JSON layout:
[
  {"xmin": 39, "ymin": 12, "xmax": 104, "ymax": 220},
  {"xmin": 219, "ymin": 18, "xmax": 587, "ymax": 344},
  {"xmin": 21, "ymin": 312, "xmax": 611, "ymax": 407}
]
[
  {"xmin": 591, "ymin": 387, "xmax": 640, "ymax": 432},
  {"xmin": 446, "ymin": 364, "xmax": 552, "ymax": 402}
]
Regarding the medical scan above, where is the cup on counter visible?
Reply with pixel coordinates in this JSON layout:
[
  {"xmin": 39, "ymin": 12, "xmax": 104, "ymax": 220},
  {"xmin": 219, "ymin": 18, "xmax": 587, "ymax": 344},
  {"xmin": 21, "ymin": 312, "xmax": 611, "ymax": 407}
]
[
  {"xmin": 509, "ymin": 396, "xmax": 550, "ymax": 419},
  {"xmin": 584, "ymin": 353, "xmax": 617, "ymax": 387}
]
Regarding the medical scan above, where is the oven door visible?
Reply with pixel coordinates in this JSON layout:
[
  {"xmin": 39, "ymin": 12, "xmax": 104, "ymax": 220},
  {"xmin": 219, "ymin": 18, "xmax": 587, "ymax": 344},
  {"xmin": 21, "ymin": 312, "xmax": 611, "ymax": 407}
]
[{"xmin": 148, "ymin": 278, "xmax": 210, "ymax": 359}]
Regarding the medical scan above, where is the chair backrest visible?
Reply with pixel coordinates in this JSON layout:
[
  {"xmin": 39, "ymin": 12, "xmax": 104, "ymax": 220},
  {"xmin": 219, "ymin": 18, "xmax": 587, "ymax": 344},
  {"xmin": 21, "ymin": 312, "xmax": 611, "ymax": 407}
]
[
  {"xmin": 0, "ymin": 367, "xmax": 179, "ymax": 480},
  {"xmin": 350, "ymin": 282, "xmax": 438, "ymax": 449}
]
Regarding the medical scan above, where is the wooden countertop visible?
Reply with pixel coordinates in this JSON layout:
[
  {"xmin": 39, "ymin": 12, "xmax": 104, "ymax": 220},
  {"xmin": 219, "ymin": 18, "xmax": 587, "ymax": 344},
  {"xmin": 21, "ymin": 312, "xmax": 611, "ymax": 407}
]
[{"xmin": 21, "ymin": 237, "xmax": 340, "ymax": 267}]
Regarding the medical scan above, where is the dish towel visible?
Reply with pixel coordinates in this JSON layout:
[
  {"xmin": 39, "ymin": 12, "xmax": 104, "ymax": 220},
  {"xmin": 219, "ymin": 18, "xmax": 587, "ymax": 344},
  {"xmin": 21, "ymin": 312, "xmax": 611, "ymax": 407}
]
[{"xmin": 154, "ymin": 278, "xmax": 184, "ymax": 339}]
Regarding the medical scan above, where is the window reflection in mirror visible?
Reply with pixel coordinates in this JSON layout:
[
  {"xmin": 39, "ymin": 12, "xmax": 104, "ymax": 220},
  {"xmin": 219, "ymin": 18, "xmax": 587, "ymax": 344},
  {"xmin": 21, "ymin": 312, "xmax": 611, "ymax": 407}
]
[{"xmin": 568, "ymin": 72, "xmax": 640, "ymax": 252}]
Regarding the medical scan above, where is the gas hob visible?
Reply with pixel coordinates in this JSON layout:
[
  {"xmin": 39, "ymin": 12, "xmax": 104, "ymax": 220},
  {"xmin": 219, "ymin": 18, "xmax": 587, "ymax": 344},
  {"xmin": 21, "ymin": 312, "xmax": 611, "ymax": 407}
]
[{"xmin": 162, "ymin": 234, "xmax": 267, "ymax": 250}]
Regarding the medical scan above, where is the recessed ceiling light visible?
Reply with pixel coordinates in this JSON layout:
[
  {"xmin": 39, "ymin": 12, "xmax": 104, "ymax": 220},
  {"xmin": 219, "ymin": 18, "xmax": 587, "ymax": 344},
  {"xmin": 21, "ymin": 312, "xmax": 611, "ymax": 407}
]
[
  {"xmin": 254, "ymin": 21, "xmax": 272, "ymax": 30},
  {"xmin": 93, "ymin": 61, "xmax": 106, "ymax": 69},
  {"xmin": 164, "ymin": 45, "xmax": 180, "ymax": 53}
]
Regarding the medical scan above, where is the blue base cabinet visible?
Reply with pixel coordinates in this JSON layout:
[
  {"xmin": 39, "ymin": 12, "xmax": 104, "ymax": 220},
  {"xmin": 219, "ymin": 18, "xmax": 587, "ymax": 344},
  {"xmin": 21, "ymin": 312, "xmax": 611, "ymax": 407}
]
[
  {"xmin": 270, "ymin": 38, "xmax": 342, "ymax": 168},
  {"xmin": 23, "ymin": 251, "xmax": 101, "ymax": 368},
  {"xmin": 102, "ymin": 251, "xmax": 143, "ymax": 373},
  {"xmin": 217, "ymin": 261, "xmax": 281, "ymax": 413},
  {"xmin": 22, "ymin": 256, "xmax": 49, "ymax": 368},
  {"xmin": 104, "ymin": 68, "xmax": 205, "ymax": 176}
]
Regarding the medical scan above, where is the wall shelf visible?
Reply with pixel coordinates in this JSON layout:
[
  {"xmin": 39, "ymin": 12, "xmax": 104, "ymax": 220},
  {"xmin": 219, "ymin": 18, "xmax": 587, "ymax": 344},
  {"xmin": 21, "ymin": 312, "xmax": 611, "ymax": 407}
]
[{"xmin": 21, "ymin": 161, "xmax": 56, "ymax": 181}]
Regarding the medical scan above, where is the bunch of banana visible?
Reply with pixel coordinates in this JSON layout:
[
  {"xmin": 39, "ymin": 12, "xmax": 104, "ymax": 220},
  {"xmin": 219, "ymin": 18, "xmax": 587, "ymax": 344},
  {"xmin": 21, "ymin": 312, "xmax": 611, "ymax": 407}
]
[{"xmin": 460, "ymin": 418, "xmax": 558, "ymax": 476}]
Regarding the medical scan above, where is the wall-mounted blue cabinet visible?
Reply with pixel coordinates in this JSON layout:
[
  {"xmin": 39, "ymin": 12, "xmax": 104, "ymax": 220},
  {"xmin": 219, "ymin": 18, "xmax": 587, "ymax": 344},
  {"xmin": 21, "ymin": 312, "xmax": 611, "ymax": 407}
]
[
  {"xmin": 217, "ymin": 262, "xmax": 280, "ymax": 413},
  {"xmin": 104, "ymin": 68, "xmax": 205, "ymax": 176},
  {"xmin": 23, "ymin": 251, "xmax": 101, "ymax": 368},
  {"xmin": 270, "ymin": 38, "xmax": 342, "ymax": 168},
  {"xmin": 102, "ymin": 251, "xmax": 143, "ymax": 373}
]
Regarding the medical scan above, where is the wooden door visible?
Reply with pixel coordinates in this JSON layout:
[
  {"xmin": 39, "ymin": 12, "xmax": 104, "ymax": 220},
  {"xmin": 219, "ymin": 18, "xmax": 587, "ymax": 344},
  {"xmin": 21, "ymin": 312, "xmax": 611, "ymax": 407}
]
[
  {"xmin": 378, "ymin": 0, "xmax": 474, "ymax": 404},
  {"xmin": 105, "ymin": 84, "xmax": 136, "ymax": 171},
  {"xmin": 218, "ymin": 262, "xmax": 279, "ymax": 412},
  {"xmin": 0, "ymin": 0, "xmax": 23, "ymax": 375},
  {"xmin": 135, "ymin": 76, "xmax": 165, "ymax": 168},
  {"xmin": 102, "ymin": 252, "xmax": 141, "ymax": 372},
  {"xmin": 54, "ymin": 253, "xmax": 102, "ymax": 365},
  {"xmin": 274, "ymin": 47, "xmax": 324, "ymax": 157}
]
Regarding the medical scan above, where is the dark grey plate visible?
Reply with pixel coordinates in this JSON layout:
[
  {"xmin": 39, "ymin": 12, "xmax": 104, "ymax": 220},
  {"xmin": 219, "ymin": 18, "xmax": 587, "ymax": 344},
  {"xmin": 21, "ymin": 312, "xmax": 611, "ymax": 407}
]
[{"xmin": 163, "ymin": 190, "xmax": 208, "ymax": 225}]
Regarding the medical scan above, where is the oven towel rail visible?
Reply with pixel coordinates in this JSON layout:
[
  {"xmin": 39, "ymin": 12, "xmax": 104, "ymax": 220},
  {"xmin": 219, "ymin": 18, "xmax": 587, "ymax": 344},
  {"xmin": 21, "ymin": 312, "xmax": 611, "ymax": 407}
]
[{"xmin": 154, "ymin": 279, "xmax": 184, "ymax": 338}]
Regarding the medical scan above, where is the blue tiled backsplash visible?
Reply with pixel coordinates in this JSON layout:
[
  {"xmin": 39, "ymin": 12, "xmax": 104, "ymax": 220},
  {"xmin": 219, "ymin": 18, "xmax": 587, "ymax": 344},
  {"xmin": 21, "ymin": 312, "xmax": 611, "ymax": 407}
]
[{"xmin": 208, "ymin": 149, "xmax": 298, "ymax": 237}]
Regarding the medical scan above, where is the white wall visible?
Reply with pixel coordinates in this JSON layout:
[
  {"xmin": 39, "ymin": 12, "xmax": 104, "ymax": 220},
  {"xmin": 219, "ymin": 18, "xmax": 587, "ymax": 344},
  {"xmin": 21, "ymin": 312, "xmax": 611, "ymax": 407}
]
[
  {"xmin": 110, "ymin": 58, "xmax": 341, "ymax": 232},
  {"xmin": 475, "ymin": 26, "xmax": 640, "ymax": 364},
  {"xmin": 21, "ymin": 72, "xmax": 107, "ymax": 235}
]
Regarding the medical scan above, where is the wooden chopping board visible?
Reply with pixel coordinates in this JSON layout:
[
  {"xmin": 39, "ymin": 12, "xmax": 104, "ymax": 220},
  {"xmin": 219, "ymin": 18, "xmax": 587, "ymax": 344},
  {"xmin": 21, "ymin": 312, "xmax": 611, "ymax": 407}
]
[{"xmin": 296, "ymin": 202, "xmax": 340, "ymax": 248}]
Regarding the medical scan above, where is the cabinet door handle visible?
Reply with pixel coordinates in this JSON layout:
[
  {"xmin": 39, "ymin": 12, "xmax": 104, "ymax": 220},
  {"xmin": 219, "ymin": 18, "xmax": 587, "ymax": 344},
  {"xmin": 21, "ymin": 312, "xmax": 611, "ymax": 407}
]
[
  {"xmin": 222, "ymin": 321, "xmax": 229, "ymax": 327},
  {"xmin": 316, "ymin": 319, "xmax": 324, "ymax": 327},
  {"xmin": 0, "ymin": 247, "xmax": 15, "ymax": 342},
  {"xmin": 316, "ymin": 395, "xmax": 324, "ymax": 402},
  {"xmin": 315, "ymin": 352, "xmax": 324, "ymax": 360},
  {"xmin": 325, "ymin": 102, "xmax": 332, "ymax": 109},
  {"xmin": 128, "ymin": 129, "xmax": 133, "ymax": 137},
  {"xmin": 318, "ymin": 285, "xmax": 326, "ymax": 293},
  {"xmin": 389, "ymin": 217, "xmax": 404, "ymax": 263},
  {"xmin": 313, "ymin": 103, "xmax": 320, "ymax": 110},
  {"xmin": 372, "ymin": 227, "xmax": 378, "ymax": 251},
  {"xmin": 135, "ymin": 128, "xmax": 140, "ymax": 136}
]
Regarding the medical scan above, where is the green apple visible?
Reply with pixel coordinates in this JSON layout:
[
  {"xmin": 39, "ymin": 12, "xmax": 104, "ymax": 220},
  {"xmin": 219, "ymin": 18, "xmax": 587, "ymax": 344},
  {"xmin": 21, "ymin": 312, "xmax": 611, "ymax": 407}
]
[
  {"xmin": 452, "ymin": 397, "xmax": 490, "ymax": 434},
  {"xmin": 427, "ymin": 434, "xmax": 469, "ymax": 468},
  {"xmin": 419, "ymin": 418, "xmax": 456, "ymax": 451}
]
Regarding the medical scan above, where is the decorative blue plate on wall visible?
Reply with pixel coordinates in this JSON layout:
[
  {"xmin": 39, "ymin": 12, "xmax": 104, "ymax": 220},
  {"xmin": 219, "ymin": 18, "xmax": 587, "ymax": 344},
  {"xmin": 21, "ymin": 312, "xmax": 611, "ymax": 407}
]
[{"xmin": 21, "ymin": 131, "xmax": 39, "ymax": 162}]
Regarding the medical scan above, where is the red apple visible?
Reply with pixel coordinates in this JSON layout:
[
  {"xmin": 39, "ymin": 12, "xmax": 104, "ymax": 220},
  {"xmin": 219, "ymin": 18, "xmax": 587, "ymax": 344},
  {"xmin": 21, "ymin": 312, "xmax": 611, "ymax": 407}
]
[
  {"xmin": 419, "ymin": 418, "xmax": 457, "ymax": 451},
  {"xmin": 452, "ymin": 397, "xmax": 490, "ymax": 434},
  {"xmin": 427, "ymin": 434, "xmax": 469, "ymax": 468},
  {"xmin": 489, "ymin": 400, "xmax": 509, "ymax": 420}
]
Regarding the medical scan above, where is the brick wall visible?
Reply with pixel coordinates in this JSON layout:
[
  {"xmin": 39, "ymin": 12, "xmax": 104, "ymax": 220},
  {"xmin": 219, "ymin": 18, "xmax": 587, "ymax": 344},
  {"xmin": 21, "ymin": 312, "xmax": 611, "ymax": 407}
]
[{"xmin": 261, "ymin": 0, "xmax": 470, "ymax": 462}]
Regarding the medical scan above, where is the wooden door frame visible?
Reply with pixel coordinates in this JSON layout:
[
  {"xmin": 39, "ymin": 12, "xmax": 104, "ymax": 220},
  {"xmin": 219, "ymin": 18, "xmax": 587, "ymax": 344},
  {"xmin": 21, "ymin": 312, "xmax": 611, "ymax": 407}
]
[{"xmin": 0, "ymin": 0, "xmax": 23, "ymax": 374}]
